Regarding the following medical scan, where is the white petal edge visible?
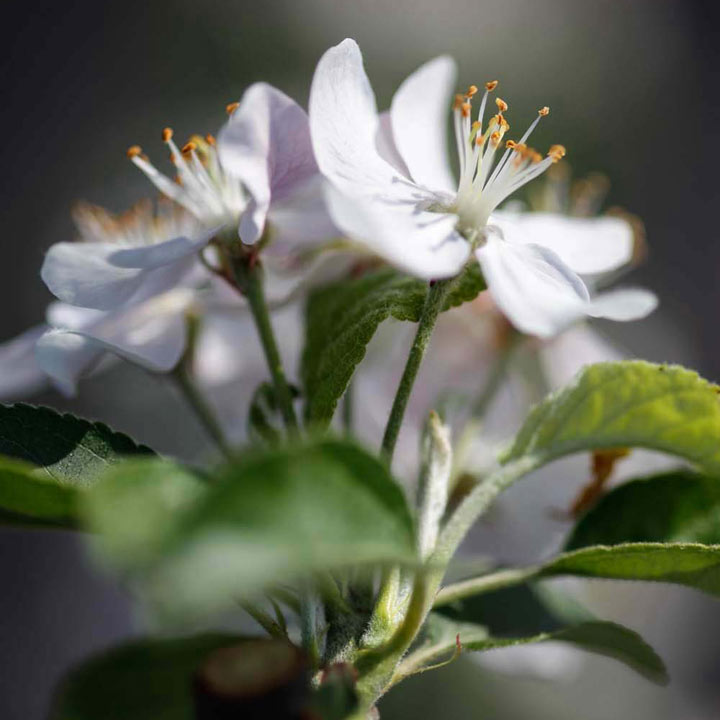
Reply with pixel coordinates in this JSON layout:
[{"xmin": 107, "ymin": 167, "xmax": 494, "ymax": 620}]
[
  {"xmin": 325, "ymin": 184, "xmax": 470, "ymax": 280},
  {"xmin": 476, "ymin": 237, "xmax": 591, "ymax": 338},
  {"xmin": 309, "ymin": 38, "xmax": 404, "ymax": 198},
  {"xmin": 492, "ymin": 212, "xmax": 634, "ymax": 275},
  {"xmin": 390, "ymin": 55, "xmax": 457, "ymax": 194},
  {"xmin": 0, "ymin": 326, "xmax": 50, "ymax": 399},
  {"xmin": 585, "ymin": 288, "xmax": 658, "ymax": 321}
]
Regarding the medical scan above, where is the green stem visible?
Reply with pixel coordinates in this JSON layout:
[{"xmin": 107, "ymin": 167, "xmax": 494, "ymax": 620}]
[
  {"xmin": 173, "ymin": 366, "xmax": 232, "ymax": 459},
  {"xmin": 381, "ymin": 280, "xmax": 451, "ymax": 462},
  {"xmin": 239, "ymin": 600, "xmax": 288, "ymax": 640},
  {"xmin": 231, "ymin": 256, "xmax": 298, "ymax": 433},
  {"xmin": 433, "ymin": 566, "xmax": 538, "ymax": 607}
]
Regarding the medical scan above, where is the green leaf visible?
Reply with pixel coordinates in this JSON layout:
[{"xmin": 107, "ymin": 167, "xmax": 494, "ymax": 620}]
[
  {"xmin": 439, "ymin": 362, "xmax": 720, "ymax": 564},
  {"xmin": 50, "ymin": 634, "xmax": 246, "ymax": 720},
  {"xmin": 302, "ymin": 264, "xmax": 485, "ymax": 427},
  {"xmin": 540, "ymin": 542, "xmax": 720, "ymax": 597},
  {"xmin": 0, "ymin": 403, "xmax": 153, "ymax": 485},
  {"xmin": 502, "ymin": 361, "xmax": 720, "ymax": 474},
  {"xmin": 83, "ymin": 439, "xmax": 416, "ymax": 619},
  {"xmin": 566, "ymin": 470, "xmax": 720, "ymax": 549},
  {"xmin": 397, "ymin": 614, "xmax": 668, "ymax": 686},
  {"xmin": 0, "ymin": 457, "xmax": 78, "ymax": 528}
]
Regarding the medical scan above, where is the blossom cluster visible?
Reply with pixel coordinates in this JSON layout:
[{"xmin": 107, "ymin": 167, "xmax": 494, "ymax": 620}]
[{"xmin": 0, "ymin": 38, "xmax": 656, "ymax": 406}]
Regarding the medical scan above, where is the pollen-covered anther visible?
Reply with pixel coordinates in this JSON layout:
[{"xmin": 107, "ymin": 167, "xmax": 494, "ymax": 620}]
[
  {"xmin": 453, "ymin": 93, "xmax": 465, "ymax": 110},
  {"xmin": 225, "ymin": 101, "xmax": 240, "ymax": 116},
  {"xmin": 505, "ymin": 139, "xmax": 517, "ymax": 150},
  {"xmin": 547, "ymin": 144, "xmax": 567, "ymax": 162},
  {"xmin": 465, "ymin": 84, "xmax": 478, "ymax": 98},
  {"xmin": 538, "ymin": 106, "xmax": 550, "ymax": 117},
  {"xmin": 162, "ymin": 127, "xmax": 173, "ymax": 142},
  {"xmin": 205, "ymin": 133, "xmax": 216, "ymax": 146},
  {"xmin": 181, "ymin": 141, "xmax": 198, "ymax": 155},
  {"xmin": 490, "ymin": 131, "xmax": 502, "ymax": 148},
  {"xmin": 495, "ymin": 98, "xmax": 508, "ymax": 113},
  {"xmin": 461, "ymin": 102, "xmax": 472, "ymax": 118},
  {"xmin": 485, "ymin": 80, "xmax": 498, "ymax": 92},
  {"xmin": 126, "ymin": 145, "xmax": 143, "ymax": 159},
  {"xmin": 475, "ymin": 133, "xmax": 485, "ymax": 146}
]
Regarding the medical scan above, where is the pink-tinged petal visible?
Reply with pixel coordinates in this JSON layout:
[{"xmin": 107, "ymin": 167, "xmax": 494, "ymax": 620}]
[
  {"xmin": 493, "ymin": 212, "xmax": 634, "ymax": 275},
  {"xmin": 218, "ymin": 83, "xmax": 317, "ymax": 245},
  {"xmin": 41, "ymin": 236, "xmax": 207, "ymax": 311},
  {"xmin": 266, "ymin": 175, "xmax": 338, "ymax": 248},
  {"xmin": 0, "ymin": 325, "xmax": 50, "ymax": 399},
  {"xmin": 476, "ymin": 237, "xmax": 590, "ymax": 338},
  {"xmin": 390, "ymin": 55, "xmax": 457, "ymax": 193},
  {"xmin": 585, "ymin": 288, "xmax": 658, "ymax": 321},
  {"xmin": 310, "ymin": 39, "xmax": 405, "ymax": 198},
  {"xmin": 325, "ymin": 184, "xmax": 470, "ymax": 280}
]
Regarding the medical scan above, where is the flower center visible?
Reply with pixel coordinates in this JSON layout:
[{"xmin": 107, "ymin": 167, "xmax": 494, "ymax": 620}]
[
  {"xmin": 127, "ymin": 115, "xmax": 246, "ymax": 228},
  {"xmin": 450, "ymin": 81, "xmax": 565, "ymax": 240}
]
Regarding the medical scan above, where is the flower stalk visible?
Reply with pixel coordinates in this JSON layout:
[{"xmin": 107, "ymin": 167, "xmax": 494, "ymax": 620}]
[{"xmin": 381, "ymin": 279, "xmax": 451, "ymax": 462}]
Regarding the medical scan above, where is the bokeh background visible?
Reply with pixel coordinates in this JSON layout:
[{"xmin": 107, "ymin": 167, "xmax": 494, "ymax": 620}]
[{"xmin": 2, "ymin": 0, "xmax": 720, "ymax": 717}]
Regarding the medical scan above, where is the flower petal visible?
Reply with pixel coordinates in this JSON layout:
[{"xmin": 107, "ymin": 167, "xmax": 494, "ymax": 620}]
[
  {"xmin": 476, "ymin": 237, "xmax": 591, "ymax": 338},
  {"xmin": 492, "ymin": 211, "xmax": 634, "ymax": 275},
  {"xmin": 218, "ymin": 83, "xmax": 318, "ymax": 244},
  {"xmin": 585, "ymin": 288, "xmax": 658, "ymax": 321},
  {"xmin": 310, "ymin": 38, "xmax": 404, "ymax": 197},
  {"xmin": 41, "ymin": 237, "xmax": 206, "ymax": 310},
  {"xmin": 325, "ymin": 184, "xmax": 469, "ymax": 279},
  {"xmin": 36, "ymin": 290, "xmax": 194, "ymax": 394},
  {"xmin": 0, "ymin": 326, "xmax": 49, "ymax": 399},
  {"xmin": 376, "ymin": 111, "xmax": 411, "ymax": 178},
  {"xmin": 390, "ymin": 55, "xmax": 457, "ymax": 193}
]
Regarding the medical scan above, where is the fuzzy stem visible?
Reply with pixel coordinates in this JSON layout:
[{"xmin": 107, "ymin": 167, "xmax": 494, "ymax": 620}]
[
  {"xmin": 381, "ymin": 280, "xmax": 451, "ymax": 462},
  {"xmin": 231, "ymin": 255, "xmax": 299, "ymax": 433}
]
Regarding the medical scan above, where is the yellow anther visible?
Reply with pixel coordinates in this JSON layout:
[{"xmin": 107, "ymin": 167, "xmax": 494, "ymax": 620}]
[
  {"xmin": 529, "ymin": 150, "xmax": 543, "ymax": 164},
  {"xmin": 126, "ymin": 145, "xmax": 143, "ymax": 159},
  {"xmin": 506, "ymin": 139, "xmax": 517, "ymax": 150},
  {"xmin": 466, "ymin": 84, "xmax": 478, "ymax": 98},
  {"xmin": 490, "ymin": 131, "xmax": 501, "ymax": 147},
  {"xmin": 461, "ymin": 102, "xmax": 472, "ymax": 118},
  {"xmin": 495, "ymin": 98, "xmax": 508, "ymax": 113},
  {"xmin": 226, "ymin": 101, "xmax": 240, "ymax": 115},
  {"xmin": 453, "ymin": 93, "xmax": 465, "ymax": 110},
  {"xmin": 475, "ymin": 134, "xmax": 485, "ymax": 146},
  {"xmin": 162, "ymin": 127, "xmax": 173, "ymax": 142},
  {"xmin": 485, "ymin": 80, "xmax": 498, "ymax": 92},
  {"xmin": 205, "ymin": 133, "xmax": 216, "ymax": 146},
  {"xmin": 471, "ymin": 120, "xmax": 481, "ymax": 132},
  {"xmin": 548, "ymin": 144, "xmax": 567, "ymax": 162},
  {"xmin": 514, "ymin": 143, "xmax": 527, "ymax": 154},
  {"xmin": 538, "ymin": 106, "xmax": 550, "ymax": 117},
  {"xmin": 181, "ymin": 141, "xmax": 197, "ymax": 154}
]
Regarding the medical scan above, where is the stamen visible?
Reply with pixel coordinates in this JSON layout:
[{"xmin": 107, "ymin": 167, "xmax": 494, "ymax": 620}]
[
  {"xmin": 162, "ymin": 127, "xmax": 173, "ymax": 142},
  {"xmin": 461, "ymin": 102, "xmax": 472, "ymax": 118},
  {"xmin": 182, "ymin": 141, "xmax": 198, "ymax": 156},
  {"xmin": 205, "ymin": 133, "xmax": 216, "ymax": 146},
  {"xmin": 485, "ymin": 80, "xmax": 498, "ymax": 92},
  {"xmin": 126, "ymin": 145, "xmax": 143, "ymax": 158},
  {"xmin": 548, "ymin": 144, "xmax": 567, "ymax": 162},
  {"xmin": 538, "ymin": 106, "xmax": 550, "ymax": 117},
  {"xmin": 495, "ymin": 98, "xmax": 508, "ymax": 113},
  {"xmin": 465, "ymin": 85, "xmax": 478, "ymax": 98},
  {"xmin": 226, "ymin": 102, "xmax": 240, "ymax": 115},
  {"xmin": 453, "ymin": 94, "xmax": 465, "ymax": 110}
]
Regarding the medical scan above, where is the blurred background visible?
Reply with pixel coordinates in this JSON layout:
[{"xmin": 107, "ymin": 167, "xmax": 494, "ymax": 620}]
[{"xmin": 2, "ymin": 0, "xmax": 720, "ymax": 717}]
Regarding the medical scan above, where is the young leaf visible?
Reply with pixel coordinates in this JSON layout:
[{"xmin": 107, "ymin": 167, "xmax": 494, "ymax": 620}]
[
  {"xmin": 0, "ymin": 403, "xmax": 154, "ymax": 485},
  {"xmin": 248, "ymin": 382, "xmax": 300, "ymax": 444},
  {"xmin": 50, "ymin": 634, "xmax": 247, "ymax": 720},
  {"xmin": 566, "ymin": 470, "xmax": 720, "ymax": 549},
  {"xmin": 396, "ymin": 614, "xmax": 668, "ymax": 686},
  {"xmin": 540, "ymin": 542, "xmax": 720, "ymax": 597},
  {"xmin": 302, "ymin": 264, "xmax": 485, "ymax": 427},
  {"xmin": 83, "ymin": 439, "xmax": 416, "ymax": 619},
  {"xmin": 502, "ymin": 362, "xmax": 720, "ymax": 474},
  {"xmin": 0, "ymin": 457, "xmax": 78, "ymax": 528},
  {"xmin": 437, "ymin": 362, "xmax": 720, "ymax": 562}
]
